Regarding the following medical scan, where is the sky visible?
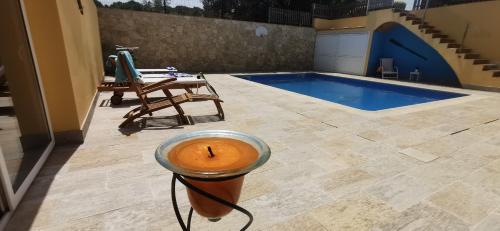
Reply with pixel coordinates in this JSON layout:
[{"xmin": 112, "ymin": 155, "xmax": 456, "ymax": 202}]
[{"xmin": 100, "ymin": 0, "xmax": 414, "ymax": 10}]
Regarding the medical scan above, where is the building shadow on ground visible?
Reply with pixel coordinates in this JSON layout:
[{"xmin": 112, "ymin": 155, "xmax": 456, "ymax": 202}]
[{"xmin": 5, "ymin": 144, "xmax": 79, "ymax": 230}]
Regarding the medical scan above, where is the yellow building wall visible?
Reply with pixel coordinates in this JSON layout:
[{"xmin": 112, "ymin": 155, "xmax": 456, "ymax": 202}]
[
  {"xmin": 313, "ymin": 5, "xmax": 500, "ymax": 89},
  {"xmin": 414, "ymin": 1, "xmax": 500, "ymax": 63},
  {"xmin": 313, "ymin": 16, "xmax": 368, "ymax": 31},
  {"xmin": 24, "ymin": 0, "xmax": 104, "ymax": 140},
  {"xmin": 23, "ymin": 0, "xmax": 80, "ymax": 133},
  {"xmin": 56, "ymin": 0, "xmax": 104, "ymax": 126},
  {"xmin": 314, "ymin": 1, "xmax": 500, "ymax": 64}
]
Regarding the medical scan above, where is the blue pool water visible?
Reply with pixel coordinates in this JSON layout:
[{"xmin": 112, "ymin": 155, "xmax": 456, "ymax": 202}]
[{"xmin": 236, "ymin": 73, "xmax": 466, "ymax": 111}]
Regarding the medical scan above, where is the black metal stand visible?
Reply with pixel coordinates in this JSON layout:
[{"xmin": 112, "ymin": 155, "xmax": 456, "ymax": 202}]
[{"xmin": 170, "ymin": 173, "xmax": 253, "ymax": 231}]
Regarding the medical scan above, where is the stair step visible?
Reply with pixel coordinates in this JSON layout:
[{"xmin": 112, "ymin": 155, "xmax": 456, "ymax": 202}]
[
  {"xmin": 456, "ymin": 48, "xmax": 472, "ymax": 54},
  {"xmin": 447, "ymin": 43, "xmax": 461, "ymax": 48},
  {"xmin": 464, "ymin": 54, "xmax": 480, "ymax": 59},
  {"xmin": 406, "ymin": 15, "xmax": 419, "ymax": 20},
  {"xmin": 411, "ymin": 19, "xmax": 423, "ymax": 25},
  {"xmin": 399, "ymin": 12, "xmax": 412, "ymax": 17},
  {"xmin": 419, "ymin": 24, "xmax": 433, "ymax": 29},
  {"xmin": 426, "ymin": 29, "xmax": 440, "ymax": 34},
  {"xmin": 401, "ymin": 12, "xmax": 416, "ymax": 17},
  {"xmin": 432, "ymin": 34, "xmax": 447, "ymax": 38},
  {"xmin": 473, "ymin": 59, "xmax": 489, "ymax": 65},
  {"xmin": 483, "ymin": 64, "xmax": 499, "ymax": 71},
  {"xmin": 440, "ymin": 38, "xmax": 456, "ymax": 43}
]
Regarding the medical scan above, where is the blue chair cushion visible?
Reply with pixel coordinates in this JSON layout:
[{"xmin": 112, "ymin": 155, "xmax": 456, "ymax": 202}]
[{"xmin": 115, "ymin": 51, "xmax": 142, "ymax": 83}]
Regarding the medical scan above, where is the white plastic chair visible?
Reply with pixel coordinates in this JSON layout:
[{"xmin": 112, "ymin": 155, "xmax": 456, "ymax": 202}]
[{"xmin": 380, "ymin": 58, "xmax": 399, "ymax": 79}]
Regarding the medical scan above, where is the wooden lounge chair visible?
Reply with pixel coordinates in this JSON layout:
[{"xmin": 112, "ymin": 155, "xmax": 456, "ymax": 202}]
[
  {"xmin": 98, "ymin": 75, "xmax": 207, "ymax": 105},
  {"xmin": 117, "ymin": 52, "xmax": 224, "ymax": 128}
]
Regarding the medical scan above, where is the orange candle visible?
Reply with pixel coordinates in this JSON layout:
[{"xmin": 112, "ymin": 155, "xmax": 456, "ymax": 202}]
[{"xmin": 167, "ymin": 137, "xmax": 259, "ymax": 220}]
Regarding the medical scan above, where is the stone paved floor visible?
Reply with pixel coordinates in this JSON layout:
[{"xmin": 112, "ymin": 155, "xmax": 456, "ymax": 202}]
[{"xmin": 6, "ymin": 74, "xmax": 500, "ymax": 230}]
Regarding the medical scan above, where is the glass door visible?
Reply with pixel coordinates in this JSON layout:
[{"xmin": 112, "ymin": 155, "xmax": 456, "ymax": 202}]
[{"xmin": 0, "ymin": 0, "xmax": 55, "ymax": 222}]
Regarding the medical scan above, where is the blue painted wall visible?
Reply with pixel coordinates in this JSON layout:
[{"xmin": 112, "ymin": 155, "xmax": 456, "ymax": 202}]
[{"xmin": 367, "ymin": 23, "xmax": 461, "ymax": 87}]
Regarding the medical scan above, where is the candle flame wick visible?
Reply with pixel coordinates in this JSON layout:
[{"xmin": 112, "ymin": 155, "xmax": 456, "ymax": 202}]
[{"xmin": 207, "ymin": 146, "xmax": 215, "ymax": 158}]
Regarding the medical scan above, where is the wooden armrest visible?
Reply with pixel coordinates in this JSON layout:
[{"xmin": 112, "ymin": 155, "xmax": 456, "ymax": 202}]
[
  {"xmin": 140, "ymin": 81, "xmax": 178, "ymax": 95},
  {"xmin": 142, "ymin": 77, "xmax": 177, "ymax": 91}
]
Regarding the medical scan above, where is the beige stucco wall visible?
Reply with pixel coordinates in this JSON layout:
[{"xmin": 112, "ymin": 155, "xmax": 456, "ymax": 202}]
[
  {"xmin": 24, "ymin": 0, "xmax": 104, "ymax": 141},
  {"xmin": 414, "ymin": 1, "xmax": 500, "ymax": 64},
  {"xmin": 98, "ymin": 8, "xmax": 316, "ymax": 72}
]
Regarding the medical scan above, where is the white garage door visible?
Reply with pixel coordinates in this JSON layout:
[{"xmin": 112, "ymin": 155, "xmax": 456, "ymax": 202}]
[{"xmin": 314, "ymin": 32, "xmax": 369, "ymax": 75}]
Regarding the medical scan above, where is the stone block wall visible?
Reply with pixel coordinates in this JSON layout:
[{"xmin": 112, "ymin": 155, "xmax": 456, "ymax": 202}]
[{"xmin": 98, "ymin": 8, "xmax": 316, "ymax": 73}]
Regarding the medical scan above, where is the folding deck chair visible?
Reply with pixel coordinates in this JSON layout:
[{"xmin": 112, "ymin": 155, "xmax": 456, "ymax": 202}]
[
  {"xmin": 117, "ymin": 52, "xmax": 224, "ymax": 128},
  {"xmin": 99, "ymin": 51, "xmax": 207, "ymax": 105}
]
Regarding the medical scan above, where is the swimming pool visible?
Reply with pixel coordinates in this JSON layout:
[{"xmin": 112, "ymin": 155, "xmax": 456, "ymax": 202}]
[{"xmin": 235, "ymin": 73, "xmax": 467, "ymax": 111}]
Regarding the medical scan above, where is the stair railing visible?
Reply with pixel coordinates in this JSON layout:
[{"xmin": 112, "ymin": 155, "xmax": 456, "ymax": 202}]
[
  {"xmin": 421, "ymin": 0, "xmax": 431, "ymax": 22},
  {"xmin": 460, "ymin": 22, "xmax": 469, "ymax": 46}
]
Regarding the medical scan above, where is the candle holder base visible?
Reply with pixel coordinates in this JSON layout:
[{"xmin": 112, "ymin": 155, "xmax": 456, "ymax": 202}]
[
  {"xmin": 208, "ymin": 218, "xmax": 221, "ymax": 222},
  {"xmin": 171, "ymin": 173, "xmax": 253, "ymax": 231}
]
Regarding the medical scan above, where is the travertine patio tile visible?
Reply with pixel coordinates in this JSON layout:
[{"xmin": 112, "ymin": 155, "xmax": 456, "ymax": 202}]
[
  {"xmin": 22, "ymin": 167, "xmax": 108, "ymax": 202},
  {"xmin": 367, "ymin": 174, "xmax": 440, "ymax": 211},
  {"xmin": 485, "ymin": 159, "xmax": 500, "ymax": 172},
  {"xmin": 412, "ymin": 131, "xmax": 479, "ymax": 157},
  {"xmin": 239, "ymin": 173, "xmax": 278, "ymax": 202},
  {"xmin": 399, "ymin": 147, "xmax": 439, "ymax": 162},
  {"xmin": 6, "ymin": 199, "xmax": 57, "ymax": 230},
  {"xmin": 36, "ymin": 213, "xmax": 106, "ymax": 231},
  {"xmin": 258, "ymin": 159, "xmax": 328, "ymax": 187},
  {"xmin": 473, "ymin": 213, "xmax": 500, "ymax": 231},
  {"xmin": 237, "ymin": 181, "xmax": 334, "ymax": 230},
  {"xmin": 486, "ymin": 134, "xmax": 500, "ymax": 147},
  {"xmin": 464, "ymin": 160, "xmax": 500, "ymax": 197},
  {"xmin": 318, "ymin": 168, "xmax": 377, "ymax": 199},
  {"xmin": 7, "ymin": 74, "xmax": 500, "ymax": 230},
  {"xmin": 318, "ymin": 132, "xmax": 374, "ymax": 153},
  {"xmin": 100, "ymin": 200, "xmax": 178, "ymax": 230},
  {"xmin": 376, "ymin": 203, "xmax": 469, "ymax": 231},
  {"xmin": 383, "ymin": 127, "xmax": 446, "ymax": 149},
  {"xmin": 406, "ymin": 153, "xmax": 490, "ymax": 187},
  {"xmin": 428, "ymin": 182, "xmax": 500, "ymax": 225},
  {"xmin": 264, "ymin": 214, "xmax": 327, "ymax": 231},
  {"xmin": 48, "ymin": 180, "xmax": 154, "ymax": 226},
  {"xmin": 454, "ymin": 142, "xmax": 500, "ymax": 161},
  {"xmin": 356, "ymin": 145, "xmax": 421, "ymax": 177},
  {"xmin": 309, "ymin": 194, "xmax": 399, "ymax": 231},
  {"xmin": 357, "ymin": 129, "xmax": 385, "ymax": 141}
]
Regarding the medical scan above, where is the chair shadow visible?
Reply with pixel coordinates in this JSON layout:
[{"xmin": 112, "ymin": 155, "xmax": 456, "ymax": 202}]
[
  {"xmin": 118, "ymin": 114, "xmax": 224, "ymax": 136},
  {"xmin": 98, "ymin": 97, "xmax": 165, "ymax": 108}
]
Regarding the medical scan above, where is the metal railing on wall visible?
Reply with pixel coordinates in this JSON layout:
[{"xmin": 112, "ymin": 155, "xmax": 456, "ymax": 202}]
[
  {"xmin": 413, "ymin": 0, "xmax": 493, "ymax": 10},
  {"xmin": 412, "ymin": 0, "xmax": 477, "ymax": 55},
  {"xmin": 312, "ymin": 0, "xmax": 393, "ymax": 20},
  {"xmin": 368, "ymin": 0, "xmax": 395, "ymax": 11},
  {"xmin": 96, "ymin": 0, "xmax": 313, "ymax": 27},
  {"xmin": 268, "ymin": 8, "xmax": 312, "ymax": 27},
  {"xmin": 312, "ymin": 2, "xmax": 367, "ymax": 19}
]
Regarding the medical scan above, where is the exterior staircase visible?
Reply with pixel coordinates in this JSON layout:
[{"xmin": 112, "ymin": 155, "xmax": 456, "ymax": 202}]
[{"xmin": 387, "ymin": 10, "xmax": 500, "ymax": 90}]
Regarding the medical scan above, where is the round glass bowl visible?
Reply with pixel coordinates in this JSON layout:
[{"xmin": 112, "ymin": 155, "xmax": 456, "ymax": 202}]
[{"xmin": 155, "ymin": 130, "xmax": 271, "ymax": 179}]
